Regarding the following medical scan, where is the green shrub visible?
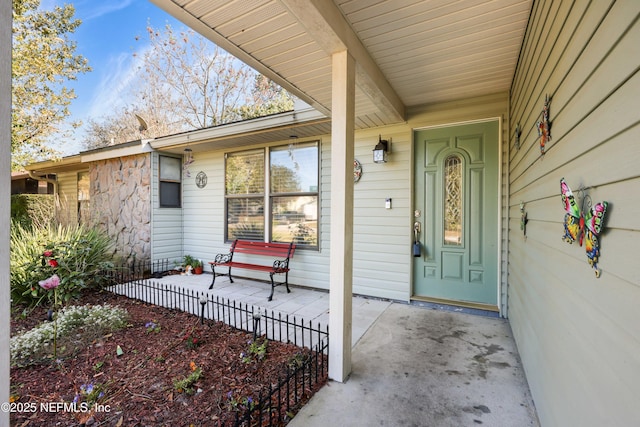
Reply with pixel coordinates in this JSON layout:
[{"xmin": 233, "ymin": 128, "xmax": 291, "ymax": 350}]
[
  {"xmin": 10, "ymin": 221, "xmax": 116, "ymax": 308},
  {"xmin": 10, "ymin": 194, "xmax": 55, "ymax": 229}
]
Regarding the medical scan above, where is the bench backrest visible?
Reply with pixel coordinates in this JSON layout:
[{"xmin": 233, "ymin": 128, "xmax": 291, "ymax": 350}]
[{"xmin": 232, "ymin": 240, "xmax": 295, "ymax": 259}]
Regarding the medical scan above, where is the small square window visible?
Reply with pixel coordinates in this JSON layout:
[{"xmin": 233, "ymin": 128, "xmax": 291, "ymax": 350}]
[{"xmin": 159, "ymin": 155, "xmax": 181, "ymax": 208}]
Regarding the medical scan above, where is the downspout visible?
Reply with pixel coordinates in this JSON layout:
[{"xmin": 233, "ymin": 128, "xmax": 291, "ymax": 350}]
[{"xmin": 26, "ymin": 171, "xmax": 58, "ymax": 195}]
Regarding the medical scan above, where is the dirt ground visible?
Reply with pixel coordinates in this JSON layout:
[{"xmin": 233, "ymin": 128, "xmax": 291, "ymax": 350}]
[{"xmin": 10, "ymin": 290, "xmax": 327, "ymax": 426}]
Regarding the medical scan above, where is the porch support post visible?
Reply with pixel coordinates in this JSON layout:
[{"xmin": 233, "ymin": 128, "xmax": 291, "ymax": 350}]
[
  {"xmin": 328, "ymin": 50, "xmax": 355, "ymax": 382},
  {"xmin": 0, "ymin": 1, "xmax": 12, "ymax": 423}
]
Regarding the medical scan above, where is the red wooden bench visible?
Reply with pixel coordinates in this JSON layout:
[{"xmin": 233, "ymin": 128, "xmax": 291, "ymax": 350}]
[{"xmin": 208, "ymin": 240, "xmax": 296, "ymax": 301}]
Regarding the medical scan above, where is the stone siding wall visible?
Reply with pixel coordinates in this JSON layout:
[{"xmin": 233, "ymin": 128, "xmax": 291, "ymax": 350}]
[{"xmin": 90, "ymin": 154, "xmax": 151, "ymax": 261}]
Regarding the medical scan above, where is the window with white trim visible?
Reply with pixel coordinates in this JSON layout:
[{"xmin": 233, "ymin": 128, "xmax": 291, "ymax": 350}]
[
  {"xmin": 159, "ymin": 155, "xmax": 182, "ymax": 208},
  {"xmin": 225, "ymin": 141, "xmax": 319, "ymax": 248}
]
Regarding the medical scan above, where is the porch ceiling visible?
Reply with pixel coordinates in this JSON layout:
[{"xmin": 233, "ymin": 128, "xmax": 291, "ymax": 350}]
[{"xmin": 150, "ymin": 0, "xmax": 532, "ymax": 129}]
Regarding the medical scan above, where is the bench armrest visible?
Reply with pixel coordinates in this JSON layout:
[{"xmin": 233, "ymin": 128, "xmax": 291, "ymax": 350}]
[
  {"xmin": 214, "ymin": 252, "xmax": 233, "ymax": 264},
  {"xmin": 273, "ymin": 258, "xmax": 289, "ymax": 272}
]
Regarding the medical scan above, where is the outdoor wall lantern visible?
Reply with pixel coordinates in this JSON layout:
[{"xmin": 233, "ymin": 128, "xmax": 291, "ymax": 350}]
[
  {"xmin": 183, "ymin": 147, "xmax": 194, "ymax": 177},
  {"xmin": 373, "ymin": 135, "xmax": 390, "ymax": 163}
]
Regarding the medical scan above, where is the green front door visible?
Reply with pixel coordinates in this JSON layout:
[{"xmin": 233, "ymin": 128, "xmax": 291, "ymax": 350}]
[{"xmin": 413, "ymin": 121, "xmax": 499, "ymax": 308}]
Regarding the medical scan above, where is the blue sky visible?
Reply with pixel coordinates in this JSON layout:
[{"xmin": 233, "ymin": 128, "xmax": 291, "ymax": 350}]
[{"xmin": 40, "ymin": 0, "xmax": 185, "ymax": 154}]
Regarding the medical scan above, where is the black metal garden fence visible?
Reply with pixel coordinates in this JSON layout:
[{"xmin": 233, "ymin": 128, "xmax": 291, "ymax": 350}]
[
  {"xmin": 104, "ymin": 258, "xmax": 172, "ymax": 284},
  {"xmin": 108, "ymin": 277, "xmax": 329, "ymax": 426}
]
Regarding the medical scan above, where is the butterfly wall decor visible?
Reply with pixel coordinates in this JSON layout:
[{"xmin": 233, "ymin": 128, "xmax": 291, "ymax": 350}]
[
  {"xmin": 560, "ymin": 178, "xmax": 608, "ymax": 277},
  {"xmin": 520, "ymin": 201, "xmax": 528, "ymax": 237},
  {"xmin": 537, "ymin": 95, "xmax": 551, "ymax": 155}
]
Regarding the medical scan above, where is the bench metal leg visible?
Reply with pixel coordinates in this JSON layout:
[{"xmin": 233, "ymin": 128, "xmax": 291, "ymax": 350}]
[
  {"xmin": 268, "ymin": 273, "xmax": 275, "ymax": 301},
  {"xmin": 209, "ymin": 265, "xmax": 234, "ymax": 290},
  {"xmin": 209, "ymin": 266, "xmax": 216, "ymax": 289},
  {"xmin": 268, "ymin": 272, "xmax": 291, "ymax": 301},
  {"xmin": 284, "ymin": 271, "xmax": 291, "ymax": 294}
]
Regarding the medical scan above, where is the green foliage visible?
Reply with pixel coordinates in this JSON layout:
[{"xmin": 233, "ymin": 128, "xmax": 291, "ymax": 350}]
[
  {"xmin": 75, "ymin": 382, "xmax": 106, "ymax": 406},
  {"xmin": 227, "ymin": 392, "xmax": 256, "ymax": 412},
  {"xmin": 11, "ymin": 0, "xmax": 91, "ymax": 169},
  {"xmin": 182, "ymin": 255, "xmax": 202, "ymax": 268},
  {"xmin": 173, "ymin": 365, "xmax": 203, "ymax": 395},
  {"xmin": 145, "ymin": 321, "xmax": 161, "ymax": 334},
  {"xmin": 288, "ymin": 352, "xmax": 310, "ymax": 369},
  {"xmin": 10, "ymin": 194, "xmax": 55, "ymax": 229},
  {"xmin": 241, "ymin": 337, "xmax": 268, "ymax": 364},
  {"xmin": 237, "ymin": 74, "xmax": 294, "ymax": 120},
  {"xmin": 10, "ymin": 221, "xmax": 115, "ymax": 308},
  {"xmin": 10, "ymin": 304, "xmax": 128, "ymax": 366}
]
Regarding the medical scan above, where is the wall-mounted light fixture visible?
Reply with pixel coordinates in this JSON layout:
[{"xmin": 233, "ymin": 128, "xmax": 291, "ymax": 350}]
[
  {"xmin": 184, "ymin": 147, "xmax": 194, "ymax": 177},
  {"xmin": 373, "ymin": 135, "xmax": 390, "ymax": 163}
]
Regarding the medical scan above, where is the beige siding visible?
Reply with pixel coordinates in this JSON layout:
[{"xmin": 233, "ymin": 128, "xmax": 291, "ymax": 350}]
[
  {"xmin": 181, "ymin": 149, "xmax": 226, "ymax": 270},
  {"xmin": 150, "ymin": 152, "xmax": 183, "ymax": 263},
  {"xmin": 179, "ymin": 133, "xmax": 412, "ymax": 300},
  {"xmin": 56, "ymin": 171, "xmax": 81, "ymax": 225},
  {"xmin": 351, "ymin": 126, "xmax": 412, "ymax": 300},
  {"xmin": 179, "ymin": 92, "xmax": 508, "ymax": 304},
  {"xmin": 507, "ymin": 1, "xmax": 640, "ymax": 426}
]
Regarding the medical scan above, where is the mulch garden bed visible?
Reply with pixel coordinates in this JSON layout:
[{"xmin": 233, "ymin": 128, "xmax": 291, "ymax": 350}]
[{"xmin": 10, "ymin": 290, "xmax": 327, "ymax": 426}]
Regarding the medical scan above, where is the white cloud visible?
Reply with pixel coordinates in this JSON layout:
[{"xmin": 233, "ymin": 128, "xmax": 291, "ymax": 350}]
[
  {"xmin": 86, "ymin": 45, "xmax": 150, "ymax": 118},
  {"xmin": 39, "ymin": 0, "xmax": 134, "ymax": 20}
]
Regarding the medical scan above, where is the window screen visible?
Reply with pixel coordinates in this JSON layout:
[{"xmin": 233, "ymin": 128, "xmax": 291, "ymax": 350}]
[{"xmin": 159, "ymin": 155, "xmax": 181, "ymax": 208}]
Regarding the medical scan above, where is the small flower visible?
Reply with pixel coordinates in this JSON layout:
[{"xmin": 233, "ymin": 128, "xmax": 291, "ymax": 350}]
[
  {"xmin": 80, "ymin": 383, "xmax": 94, "ymax": 394},
  {"xmin": 190, "ymin": 361, "xmax": 197, "ymax": 372},
  {"xmin": 145, "ymin": 321, "xmax": 156, "ymax": 329},
  {"xmin": 43, "ymin": 250, "xmax": 53, "ymax": 257},
  {"xmin": 38, "ymin": 274, "xmax": 60, "ymax": 290},
  {"xmin": 48, "ymin": 259, "xmax": 59, "ymax": 268}
]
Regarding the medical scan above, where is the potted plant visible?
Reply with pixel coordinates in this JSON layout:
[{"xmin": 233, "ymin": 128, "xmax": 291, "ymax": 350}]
[
  {"xmin": 182, "ymin": 255, "xmax": 203, "ymax": 275},
  {"xmin": 192, "ymin": 259, "xmax": 203, "ymax": 275}
]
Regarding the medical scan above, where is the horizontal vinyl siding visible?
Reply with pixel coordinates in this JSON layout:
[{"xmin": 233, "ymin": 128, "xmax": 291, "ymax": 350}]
[
  {"xmin": 178, "ymin": 93, "xmax": 507, "ymax": 303},
  {"xmin": 507, "ymin": 1, "xmax": 640, "ymax": 426},
  {"xmin": 150, "ymin": 152, "xmax": 183, "ymax": 263},
  {"xmin": 56, "ymin": 171, "xmax": 80, "ymax": 225},
  {"xmin": 179, "ymin": 131, "xmax": 413, "ymax": 300},
  {"xmin": 351, "ymin": 126, "xmax": 412, "ymax": 301},
  {"xmin": 181, "ymin": 149, "xmax": 229, "ymax": 271}
]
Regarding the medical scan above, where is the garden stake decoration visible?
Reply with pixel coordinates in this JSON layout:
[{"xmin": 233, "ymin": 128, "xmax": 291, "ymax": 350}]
[
  {"xmin": 537, "ymin": 95, "xmax": 551, "ymax": 155},
  {"xmin": 560, "ymin": 178, "xmax": 608, "ymax": 277},
  {"xmin": 39, "ymin": 250, "xmax": 61, "ymax": 358}
]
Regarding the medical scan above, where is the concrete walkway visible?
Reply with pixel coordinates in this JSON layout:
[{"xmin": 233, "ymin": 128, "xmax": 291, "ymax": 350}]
[
  {"xmin": 125, "ymin": 273, "xmax": 539, "ymax": 426},
  {"xmin": 289, "ymin": 303, "xmax": 539, "ymax": 427}
]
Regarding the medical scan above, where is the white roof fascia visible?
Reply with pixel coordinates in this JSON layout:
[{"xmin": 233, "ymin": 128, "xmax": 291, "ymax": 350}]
[
  {"xmin": 150, "ymin": 108, "xmax": 327, "ymax": 150},
  {"xmin": 80, "ymin": 139, "xmax": 154, "ymax": 163}
]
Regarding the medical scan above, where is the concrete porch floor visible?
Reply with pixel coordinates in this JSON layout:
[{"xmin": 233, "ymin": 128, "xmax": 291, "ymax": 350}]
[{"xmin": 143, "ymin": 273, "xmax": 539, "ymax": 426}]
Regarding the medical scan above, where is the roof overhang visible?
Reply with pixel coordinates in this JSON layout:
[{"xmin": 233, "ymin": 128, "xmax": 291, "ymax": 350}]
[
  {"xmin": 149, "ymin": 0, "xmax": 531, "ymax": 128},
  {"xmin": 150, "ymin": 105, "xmax": 330, "ymax": 155}
]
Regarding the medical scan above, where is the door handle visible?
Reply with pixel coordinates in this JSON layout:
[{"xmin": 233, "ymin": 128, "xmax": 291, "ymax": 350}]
[{"xmin": 413, "ymin": 222, "xmax": 422, "ymax": 257}]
